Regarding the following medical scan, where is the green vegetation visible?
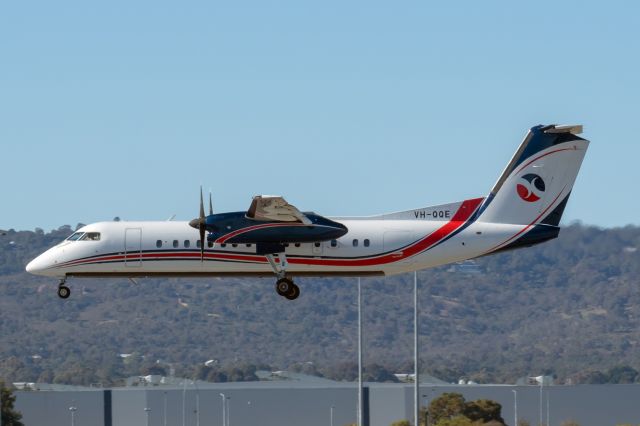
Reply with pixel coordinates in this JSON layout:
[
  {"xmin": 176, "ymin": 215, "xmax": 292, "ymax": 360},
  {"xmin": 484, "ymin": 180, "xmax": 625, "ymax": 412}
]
[
  {"xmin": 426, "ymin": 392, "xmax": 504, "ymax": 426},
  {"xmin": 1, "ymin": 381, "xmax": 24, "ymax": 426},
  {"xmin": 1, "ymin": 224, "xmax": 640, "ymax": 385}
]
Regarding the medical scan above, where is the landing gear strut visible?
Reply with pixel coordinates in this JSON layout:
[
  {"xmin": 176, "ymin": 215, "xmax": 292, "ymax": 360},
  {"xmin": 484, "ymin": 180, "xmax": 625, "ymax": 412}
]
[
  {"xmin": 266, "ymin": 253, "xmax": 300, "ymax": 300},
  {"xmin": 57, "ymin": 278, "xmax": 70, "ymax": 299}
]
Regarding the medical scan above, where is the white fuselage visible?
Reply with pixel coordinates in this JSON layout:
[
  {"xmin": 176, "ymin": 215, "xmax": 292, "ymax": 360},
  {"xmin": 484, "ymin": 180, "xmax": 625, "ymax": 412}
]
[{"xmin": 25, "ymin": 198, "xmax": 530, "ymax": 279}]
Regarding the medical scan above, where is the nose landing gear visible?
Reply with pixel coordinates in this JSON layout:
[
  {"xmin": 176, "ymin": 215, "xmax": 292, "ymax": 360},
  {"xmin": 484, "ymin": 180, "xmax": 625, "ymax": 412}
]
[
  {"xmin": 276, "ymin": 277, "xmax": 300, "ymax": 300},
  {"xmin": 266, "ymin": 253, "xmax": 300, "ymax": 300},
  {"xmin": 57, "ymin": 279, "xmax": 70, "ymax": 299}
]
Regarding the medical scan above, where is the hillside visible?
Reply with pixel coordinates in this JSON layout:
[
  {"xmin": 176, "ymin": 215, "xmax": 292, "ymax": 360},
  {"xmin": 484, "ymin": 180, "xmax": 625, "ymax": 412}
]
[{"xmin": 1, "ymin": 223, "xmax": 639, "ymax": 385}]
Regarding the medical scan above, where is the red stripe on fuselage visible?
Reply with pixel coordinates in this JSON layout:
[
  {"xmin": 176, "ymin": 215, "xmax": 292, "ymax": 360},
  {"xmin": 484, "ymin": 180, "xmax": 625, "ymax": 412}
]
[
  {"xmin": 290, "ymin": 197, "xmax": 483, "ymax": 267},
  {"xmin": 54, "ymin": 198, "xmax": 484, "ymax": 271}
]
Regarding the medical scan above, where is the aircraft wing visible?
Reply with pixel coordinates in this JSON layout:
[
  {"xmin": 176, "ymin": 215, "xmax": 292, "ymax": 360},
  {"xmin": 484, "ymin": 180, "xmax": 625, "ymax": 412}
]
[{"xmin": 246, "ymin": 195, "xmax": 312, "ymax": 225}]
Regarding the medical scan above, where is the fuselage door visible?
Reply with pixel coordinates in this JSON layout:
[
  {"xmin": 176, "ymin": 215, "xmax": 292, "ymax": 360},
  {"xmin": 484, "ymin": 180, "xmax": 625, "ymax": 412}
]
[{"xmin": 125, "ymin": 228, "xmax": 142, "ymax": 267}]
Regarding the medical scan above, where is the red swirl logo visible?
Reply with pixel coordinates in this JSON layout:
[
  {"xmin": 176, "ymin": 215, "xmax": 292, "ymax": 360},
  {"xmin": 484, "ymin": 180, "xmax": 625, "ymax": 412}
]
[{"xmin": 516, "ymin": 173, "xmax": 545, "ymax": 202}]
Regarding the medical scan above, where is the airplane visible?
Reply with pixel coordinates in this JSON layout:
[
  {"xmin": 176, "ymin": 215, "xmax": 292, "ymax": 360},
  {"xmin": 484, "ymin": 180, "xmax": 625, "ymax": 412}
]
[{"xmin": 26, "ymin": 124, "xmax": 589, "ymax": 301}]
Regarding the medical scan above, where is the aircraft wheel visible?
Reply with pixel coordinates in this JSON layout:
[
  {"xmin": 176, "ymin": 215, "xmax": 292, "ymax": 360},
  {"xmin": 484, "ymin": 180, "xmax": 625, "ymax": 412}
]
[
  {"xmin": 275, "ymin": 278, "xmax": 293, "ymax": 296},
  {"xmin": 57, "ymin": 285, "xmax": 71, "ymax": 299},
  {"xmin": 284, "ymin": 284, "xmax": 300, "ymax": 301}
]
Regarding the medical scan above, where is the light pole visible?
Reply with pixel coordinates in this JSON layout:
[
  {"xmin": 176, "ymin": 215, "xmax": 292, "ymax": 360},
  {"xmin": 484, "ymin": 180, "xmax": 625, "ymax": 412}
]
[
  {"xmin": 220, "ymin": 393, "xmax": 226, "ymax": 426},
  {"xmin": 69, "ymin": 406, "xmax": 77, "ymax": 426},
  {"xmin": 182, "ymin": 380, "xmax": 187, "ymax": 426},
  {"xmin": 357, "ymin": 277, "xmax": 363, "ymax": 426},
  {"xmin": 195, "ymin": 386, "xmax": 200, "ymax": 426},
  {"xmin": 330, "ymin": 405, "xmax": 335, "ymax": 426},
  {"xmin": 512, "ymin": 389, "xmax": 518, "ymax": 426},
  {"xmin": 539, "ymin": 379, "xmax": 543, "ymax": 426},
  {"xmin": 422, "ymin": 394, "xmax": 429, "ymax": 426},
  {"xmin": 163, "ymin": 391, "xmax": 167, "ymax": 426},
  {"xmin": 227, "ymin": 396, "xmax": 231, "ymax": 426},
  {"xmin": 546, "ymin": 390, "xmax": 550, "ymax": 426},
  {"xmin": 414, "ymin": 271, "xmax": 420, "ymax": 426},
  {"xmin": 144, "ymin": 407, "xmax": 151, "ymax": 426}
]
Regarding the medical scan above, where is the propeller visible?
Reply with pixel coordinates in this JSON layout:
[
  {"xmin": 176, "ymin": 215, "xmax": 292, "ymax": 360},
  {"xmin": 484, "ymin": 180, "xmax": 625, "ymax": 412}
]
[
  {"xmin": 209, "ymin": 190, "xmax": 214, "ymax": 215},
  {"xmin": 188, "ymin": 186, "xmax": 207, "ymax": 262}
]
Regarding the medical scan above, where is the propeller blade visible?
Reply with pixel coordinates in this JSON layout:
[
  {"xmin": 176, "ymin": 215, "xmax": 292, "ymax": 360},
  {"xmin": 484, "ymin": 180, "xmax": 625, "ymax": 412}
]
[
  {"xmin": 209, "ymin": 191, "xmax": 214, "ymax": 216},
  {"xmin": 199, "ymin": 186, "xmax": 205, "ymax": 221},
  {"xmin": 200, "ymin": 225, "xmax": 205, "ymax": 263},
  {"xmin": 199, "ymin": 186, "xmax": 206, "ymax": 262}
]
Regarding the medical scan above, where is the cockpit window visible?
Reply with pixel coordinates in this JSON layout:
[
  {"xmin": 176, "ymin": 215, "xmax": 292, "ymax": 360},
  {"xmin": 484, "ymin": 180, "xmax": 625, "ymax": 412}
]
[
  {"xmin": 66, "ymin": 232, "xmax": 84, "ymax": 241},
  {"xmin": 80, "ymin": 232, "xmax": 101, "ymax": 241}
]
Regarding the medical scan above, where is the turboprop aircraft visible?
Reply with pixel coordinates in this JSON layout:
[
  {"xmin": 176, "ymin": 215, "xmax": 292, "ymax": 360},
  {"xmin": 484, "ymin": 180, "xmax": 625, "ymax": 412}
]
[{"xmin": 26, "ymin": 124, "xmax": 589, "ymax": 301}]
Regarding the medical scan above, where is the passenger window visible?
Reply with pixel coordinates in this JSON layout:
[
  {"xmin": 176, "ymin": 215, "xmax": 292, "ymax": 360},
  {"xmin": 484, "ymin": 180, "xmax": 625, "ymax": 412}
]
[
  {"xmin": 184, "ymin": 240, "xmax": 190, "ymax": 248},
  {"xmin": 353, "ymin": 239, "xmax": 358, "ymax": 247},
  {"xmin": 314, "ymin": 242, "xmax": 320, "ymax": 247},
  {"xmin": 295, "ymin": 243, "xmax": 301, "ymax": 248},
  {"xmin": 364, "ymin": 239, "xmax": 370, "ymax": 247},
  {"xmin": 330, "ymin": 240, "xmax": 337, "ymax": 247},
  {"xmin": 173, "ymin": 240, "xmax": 179, "ymax": 248},
  {"xmin": 284, "ymin": 243, "xmax": 290, "ymax": 247},
  {"xmin": 207, "ymin": 241, "xmax": 213, "ymax": 248},
  {"xmin": 246, "ymin": 244, "xmax": 252, "ymax": 247},
  {"xmin": 80, "ymin": 232, "xmax": 101, "ymax": 241},
  {"xmin": 156, "ymin": 240, "xmax": 162, "ymax": 248},
  {"xmin": 221, "ymin": 243, "xmax": 227, "ymax": 248},
  {"xmin": 232, "ymin": 243, "xmax": 238, "ymax": 248}
]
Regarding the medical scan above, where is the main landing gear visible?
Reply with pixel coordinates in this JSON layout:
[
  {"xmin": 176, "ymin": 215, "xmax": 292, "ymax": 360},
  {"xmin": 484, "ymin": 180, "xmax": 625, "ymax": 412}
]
[
  {"xmin": 266, "ymin": 253, "xmax": 300, "ymax": 300},
  {"xmin": 57, "ymin": 278, "xmax": 71, "ymax": 299}
]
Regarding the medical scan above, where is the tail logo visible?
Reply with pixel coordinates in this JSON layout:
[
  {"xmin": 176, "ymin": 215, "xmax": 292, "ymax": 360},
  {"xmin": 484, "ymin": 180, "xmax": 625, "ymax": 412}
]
[{"xmin": 516, "ymin": 173, "xmax": 545, "ymax": 202}]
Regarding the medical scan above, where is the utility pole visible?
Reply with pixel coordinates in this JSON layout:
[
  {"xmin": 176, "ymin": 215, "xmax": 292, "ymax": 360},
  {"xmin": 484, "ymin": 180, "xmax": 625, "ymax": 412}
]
[
  {"xmin": 357, "ymin": 277, "xmax": 363, "ymax": 426},
  {"xmin": 414, "ymin": 271, "xmax": 420, "ymax": 426}
]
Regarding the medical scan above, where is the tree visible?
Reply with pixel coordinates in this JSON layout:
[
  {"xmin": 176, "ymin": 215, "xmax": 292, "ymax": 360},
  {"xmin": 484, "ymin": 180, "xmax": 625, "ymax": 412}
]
[
  {"xmin": 607, "ymin": 365, "xmax": 638, "ymax": 384},
  {"xmin": 463, "ymin": 399, "xmax": 504, "ymax": 424},
  {"xmin": 390, "ymin": 421, "xmax": 411, "ymax": 426},
  {"xmin": 560, "ymin": 421, "xmax": 580, "ymax": 426},
  {"xmin": 428, "ymin": 393, "xmax": 466, "ymax": 424},
  {"xmin": 1, "ymin": 381, "xmax": 24, "ymax": 426},
  {"xmin": 435, "ymin": 415, "xmax": 474, "ymax": 426}
]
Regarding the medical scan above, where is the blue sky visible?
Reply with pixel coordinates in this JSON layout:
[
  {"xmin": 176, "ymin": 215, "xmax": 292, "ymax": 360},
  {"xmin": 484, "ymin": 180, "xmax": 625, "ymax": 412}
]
[{"xmin": 1, "ymin": 1, "xmax": 638, "ymax": 231}]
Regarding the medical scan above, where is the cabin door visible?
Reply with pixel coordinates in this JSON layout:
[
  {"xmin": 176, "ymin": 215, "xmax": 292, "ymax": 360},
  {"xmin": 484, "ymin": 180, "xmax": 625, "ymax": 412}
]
[{"xmin": 124, "ymin": 228, "xmax": 142, "ymax": 267}]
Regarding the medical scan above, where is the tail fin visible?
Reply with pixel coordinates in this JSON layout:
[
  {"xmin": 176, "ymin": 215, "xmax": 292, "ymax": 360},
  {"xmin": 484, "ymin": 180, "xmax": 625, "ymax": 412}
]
[{"xmin": 477, "ymin": 124, "xmax": 589, "ymax": 227}]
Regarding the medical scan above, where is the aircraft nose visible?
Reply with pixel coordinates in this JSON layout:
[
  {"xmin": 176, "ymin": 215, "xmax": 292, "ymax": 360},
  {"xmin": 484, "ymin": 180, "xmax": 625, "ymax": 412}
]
[{"xmin": 26, "ymin": 255, "xmax": 47, "ymax": 275}]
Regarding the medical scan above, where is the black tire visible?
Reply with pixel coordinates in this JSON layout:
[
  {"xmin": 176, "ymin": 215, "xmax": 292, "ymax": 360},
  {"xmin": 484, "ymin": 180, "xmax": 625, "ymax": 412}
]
[
  {"xmin": 276, "ymin": 278, "xmax": 293, "ymax": 296},
  {"xmin": 285, "ymin": 284, "xmax": 300, "ymax": 301},
  {"xmin": 57, "ymin": 286, "xmax": 71, "ymax": 299}
]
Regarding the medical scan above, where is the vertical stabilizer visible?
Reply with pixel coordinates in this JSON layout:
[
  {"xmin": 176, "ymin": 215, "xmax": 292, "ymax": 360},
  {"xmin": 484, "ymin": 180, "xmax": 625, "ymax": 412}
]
[{"xmin": 478, "ymin": 124, "xmax": 589, "ymax": 227}]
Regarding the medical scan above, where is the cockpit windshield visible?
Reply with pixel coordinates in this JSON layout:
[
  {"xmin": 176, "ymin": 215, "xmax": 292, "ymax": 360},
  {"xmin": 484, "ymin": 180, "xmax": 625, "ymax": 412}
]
[
  {"xmin": 66, "ymin": 232, "xmax": 84, "ymax": 241},
  {"xmin": 80, "ymin": 232, "xmax": 101, "ymax": 241},
  {"xmin": 65, "ymin": 232, "xmax": 101, "ymax": 241}
]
